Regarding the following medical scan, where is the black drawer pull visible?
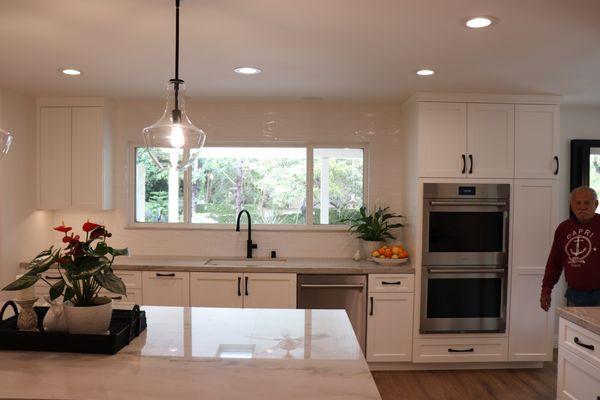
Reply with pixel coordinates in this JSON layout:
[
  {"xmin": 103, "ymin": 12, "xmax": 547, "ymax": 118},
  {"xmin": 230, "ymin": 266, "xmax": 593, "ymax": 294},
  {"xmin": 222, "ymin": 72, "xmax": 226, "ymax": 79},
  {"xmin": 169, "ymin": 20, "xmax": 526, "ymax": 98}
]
[
  {"xmin": 574, "ymin": 337, "xmax": 595, "ymax": 351},
  {"xmin": 554, "ymin": 156, "xmax": 559, "ymax": 175},
  {"xmin": 156, "ymin": 273, "xmax": 175, "ymax": 277},
  {"xmin": 45, "ymin": 275, "xmax": 61, "ymax": 280},
  {"xmin": 448, "ymin": 348, "xmax": 474, "ymax": 353},
  {"xmin": 237, "ymin": 277, "xmax": 241, "ymax": 296},
  {"xmin": 245, "ymin": 276, "xmax": 249, "ymax": 296},
  {"xmin": 461, "ymin": 154, "xmax": 466, "ymax": 174},
  {"xmin": 381, "ymin": 281, "xmax": 401, "ymax": 285},
  {"xmin": 110, "ymin": 296, "xmax": 123, "ymax": 300},
  {"xmin": 468, "ymin": 154, "xmax": 473, "ymax": 174},
  {"xmin": 369, "ymin": 296, "xmax": 374, "ymax": 316}
]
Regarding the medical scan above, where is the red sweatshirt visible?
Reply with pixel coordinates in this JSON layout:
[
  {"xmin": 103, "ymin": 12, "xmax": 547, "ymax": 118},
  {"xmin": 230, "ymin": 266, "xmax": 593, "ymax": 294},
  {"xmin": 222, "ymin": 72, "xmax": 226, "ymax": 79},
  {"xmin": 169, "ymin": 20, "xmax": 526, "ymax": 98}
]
[{"xmin": 542, "ymin": 214, "xmax": 600, "ymax": 294}]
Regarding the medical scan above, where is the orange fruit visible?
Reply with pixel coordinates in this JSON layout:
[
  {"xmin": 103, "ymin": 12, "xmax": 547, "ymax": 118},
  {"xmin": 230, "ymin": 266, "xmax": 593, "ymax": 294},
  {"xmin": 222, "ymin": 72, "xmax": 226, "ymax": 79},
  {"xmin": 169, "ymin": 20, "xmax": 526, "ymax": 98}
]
[
  {"xmin": 372, "ymin": 251, "xmax": 380, "ymax": 257},
  {"xmin": 384, "ymin": 249, "xmax": 393, "ymax": 258}
]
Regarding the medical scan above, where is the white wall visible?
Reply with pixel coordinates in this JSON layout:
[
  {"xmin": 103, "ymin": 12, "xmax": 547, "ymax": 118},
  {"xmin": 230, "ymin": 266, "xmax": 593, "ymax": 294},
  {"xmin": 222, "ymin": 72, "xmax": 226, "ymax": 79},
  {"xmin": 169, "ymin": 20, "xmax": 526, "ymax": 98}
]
[
  {"xmin": 54, "ymin": 100, "xmax": 404, "ymax": 258},
  {"xmin": 0, "ymin": 88, "xmax": 53, "ymax": 298}
]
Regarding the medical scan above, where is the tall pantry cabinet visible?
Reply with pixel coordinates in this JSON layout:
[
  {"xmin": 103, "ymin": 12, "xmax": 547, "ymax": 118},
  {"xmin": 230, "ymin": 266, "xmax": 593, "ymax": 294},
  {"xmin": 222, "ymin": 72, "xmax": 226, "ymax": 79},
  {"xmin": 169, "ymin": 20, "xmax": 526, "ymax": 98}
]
[
  {"xmin": 37, "ymin": 98, "xmax": 114, "ymax": 210},
  {"xmin": 401, "ymin": 93, "xmax": 560, "ymax": 363}
]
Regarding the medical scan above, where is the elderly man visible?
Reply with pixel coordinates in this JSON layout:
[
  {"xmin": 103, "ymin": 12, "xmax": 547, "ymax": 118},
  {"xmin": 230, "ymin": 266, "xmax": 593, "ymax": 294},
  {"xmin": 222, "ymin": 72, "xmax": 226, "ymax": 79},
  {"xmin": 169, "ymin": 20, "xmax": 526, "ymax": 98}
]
[{"xmin": 541, "ymin": 186, "xmax": 600, "ymax": 310}]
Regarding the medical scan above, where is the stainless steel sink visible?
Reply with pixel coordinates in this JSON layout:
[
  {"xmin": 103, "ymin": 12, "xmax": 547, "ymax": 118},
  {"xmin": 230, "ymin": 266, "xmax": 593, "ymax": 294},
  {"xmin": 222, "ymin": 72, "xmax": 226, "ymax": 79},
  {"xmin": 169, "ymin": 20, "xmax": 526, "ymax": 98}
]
[{"xmin": 204, "ymin": 257, "xmax": 287, "ymax": 266}]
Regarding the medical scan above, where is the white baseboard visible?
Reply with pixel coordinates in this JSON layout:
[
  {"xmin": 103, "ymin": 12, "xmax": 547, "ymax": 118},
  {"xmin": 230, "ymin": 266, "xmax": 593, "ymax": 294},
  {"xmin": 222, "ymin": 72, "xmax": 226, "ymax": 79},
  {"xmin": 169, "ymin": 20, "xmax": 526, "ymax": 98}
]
[{"xmin": 369, "ymin": 361, "xmax": 544, "ymax": 371}]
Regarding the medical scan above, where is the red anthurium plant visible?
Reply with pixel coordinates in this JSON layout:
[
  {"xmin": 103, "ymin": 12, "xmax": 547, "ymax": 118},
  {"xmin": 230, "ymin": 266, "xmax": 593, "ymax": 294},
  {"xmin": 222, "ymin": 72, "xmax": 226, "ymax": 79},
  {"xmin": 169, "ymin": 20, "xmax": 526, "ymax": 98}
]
[{"xmin": 2, "ymin": 221, "xmax": 128, "ymax": 307}]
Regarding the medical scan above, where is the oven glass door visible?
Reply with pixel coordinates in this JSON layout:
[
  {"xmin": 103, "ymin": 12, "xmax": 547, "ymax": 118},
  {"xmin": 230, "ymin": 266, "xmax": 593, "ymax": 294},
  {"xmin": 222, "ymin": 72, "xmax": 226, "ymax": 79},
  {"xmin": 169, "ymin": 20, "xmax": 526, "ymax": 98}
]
[
  {"xmin": 420, "ymin": 268, "xmax": 507, "ymax": 333},
  {"xmin": 423, "ymin": 202, "xmax": 509, "ymax": 265}
]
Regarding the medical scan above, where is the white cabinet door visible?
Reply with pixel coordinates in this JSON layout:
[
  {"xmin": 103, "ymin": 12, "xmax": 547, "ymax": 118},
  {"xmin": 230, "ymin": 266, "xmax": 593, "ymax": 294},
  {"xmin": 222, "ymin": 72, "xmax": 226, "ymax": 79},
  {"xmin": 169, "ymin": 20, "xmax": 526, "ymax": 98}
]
[
  {"xmin": 71, "ymin": 107, "xmax": 103, "ymax": 209},
  {"xmin": 418, "ymin": 102, "xmax": 467, "ymax": 178},
  {"xmin": 366, "ymin": 292, "xmax": 413, "ymax": 362},
  {"xmin": 142, "ymin": 271, "xmax": 190, "ymax": 306},
  {"xmin": 557, "ymin": 347, "xmax": 600, "ymax": 400},
  {"xmin": 39, "ymin": 107, "xmax": 71, "ymax": 209},
  {"xmin": 515, "ymin": 104, "xmax": 559, "ymax": 179},
  {"xmin": 508, "ymin": 179, "xmax": 558, "ymax": 361},
  {"xmin": 242, "ymin": 273, "xmax": 297, "ymax": 309},
  {"xmin": 190, "ymin": 272, "xmax": 243, "ymax": 308},
  {"xmin": 467, "ymin": 103, "xmax": 515, "ymax": 178}
]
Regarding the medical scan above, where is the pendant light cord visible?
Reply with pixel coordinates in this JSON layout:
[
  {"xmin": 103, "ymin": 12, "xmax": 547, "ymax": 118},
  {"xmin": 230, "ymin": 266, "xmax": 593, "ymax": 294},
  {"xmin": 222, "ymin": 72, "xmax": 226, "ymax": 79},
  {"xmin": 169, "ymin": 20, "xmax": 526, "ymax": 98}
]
[{"xmin": 172, "ymin": 0, "xmax": 182, "ymax": 117}]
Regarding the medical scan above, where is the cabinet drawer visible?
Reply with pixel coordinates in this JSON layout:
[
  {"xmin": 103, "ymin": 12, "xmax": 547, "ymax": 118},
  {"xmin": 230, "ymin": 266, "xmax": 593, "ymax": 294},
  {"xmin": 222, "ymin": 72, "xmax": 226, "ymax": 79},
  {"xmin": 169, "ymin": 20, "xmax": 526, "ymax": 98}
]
[
  {"xmin": 114, "ymin": 270, "xmax": 142, "ymax": 288},
  {"xmin": 560, "ymin": 318, "xmax": 600, "ymax": 369},
  {"xmin": 99, "ymin": 288, "xmax": 142, "ymax": 308},
  {"xmin": 142, "ymin": 271, "xmax": 190, "ymax": 307},
  {"xmin": 557, "ymin": 347, "xmax": 600, "ymax": 400},
  {"xmin": 413, "ymin": 337, "xmax": 508, "ymax": 363},
  {"xmin": 369, "ymin": 274, "xmax": 414, "ymax": 293}
]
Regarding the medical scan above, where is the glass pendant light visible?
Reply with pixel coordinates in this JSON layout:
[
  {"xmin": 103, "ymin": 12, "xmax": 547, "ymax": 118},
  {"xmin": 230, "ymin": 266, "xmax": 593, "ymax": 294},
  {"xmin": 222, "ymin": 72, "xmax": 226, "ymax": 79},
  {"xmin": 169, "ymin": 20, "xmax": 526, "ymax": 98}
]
[
  {"xmin": 143, "ymin": 0, "xmax": 206, "ymax": 171},
  {"xmin": 0, "ymin": 128, "xmax": 13, "ymax": 160}
]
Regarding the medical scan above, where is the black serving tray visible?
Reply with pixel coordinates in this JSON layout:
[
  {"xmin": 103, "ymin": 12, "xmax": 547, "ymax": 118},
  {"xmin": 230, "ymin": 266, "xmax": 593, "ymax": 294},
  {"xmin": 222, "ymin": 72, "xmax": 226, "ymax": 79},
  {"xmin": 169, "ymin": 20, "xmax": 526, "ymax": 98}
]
[{"xmin": 0, "ymin": 301, "xmax": 147, "ymax": 355}]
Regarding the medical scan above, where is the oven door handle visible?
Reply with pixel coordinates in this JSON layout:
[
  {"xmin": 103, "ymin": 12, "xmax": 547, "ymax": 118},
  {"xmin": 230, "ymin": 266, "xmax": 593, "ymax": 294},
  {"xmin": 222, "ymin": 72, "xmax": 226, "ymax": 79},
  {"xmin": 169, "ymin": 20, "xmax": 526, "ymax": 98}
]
[
  {"xmin": 429, "ymin": 201, "xmax": 508, "ymax": 207},
  {"xmin": 428, "ymin": 268, "xmax": 506, "ymax": 274}
]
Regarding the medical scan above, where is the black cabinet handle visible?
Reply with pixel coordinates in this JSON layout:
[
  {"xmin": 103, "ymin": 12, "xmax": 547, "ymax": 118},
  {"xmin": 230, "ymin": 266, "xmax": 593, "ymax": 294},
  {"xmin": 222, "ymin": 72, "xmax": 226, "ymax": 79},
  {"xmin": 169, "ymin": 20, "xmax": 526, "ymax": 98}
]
[
  {"xmin": 468, "ymin": 154, "xmax": 473, "ymax": 174},
  {"xmin": 461, "ymin": 154, "xmax": 466, "ymax": 174},
  {"xmin": 110, "ymin": 296, "xmax": 123, "ymax": 300},
  {"xmin": 554, "ymin": 156, "xmax": 559, "ymax": 175},
  {"xmin": 44, "ymin": 275, "xmax": 62, "ymax": 280},
  {"xmin": 369, "ymin": 296, "xmax": 374, "ymax": 316},
  {"xmin": 448, "ymin": 348, "xmax": 474, "ymax": 353},
  {"xmin": 237, "ymin": 277, "xmax": 241, "ymax": 296},
  {"xmin": 156, "ymin": 273, "xmax": 175, "ymax": 277},
  {"xmin": 381, "ymin": 281, "xmax": 401, "ymax": 285},
  {"xmin": 245, "ymin": 276, "xmax": 249, "ymax": 296},
  {"xmin": 574, "ymin": 337, "xmax": 595, "ymax": 351}
]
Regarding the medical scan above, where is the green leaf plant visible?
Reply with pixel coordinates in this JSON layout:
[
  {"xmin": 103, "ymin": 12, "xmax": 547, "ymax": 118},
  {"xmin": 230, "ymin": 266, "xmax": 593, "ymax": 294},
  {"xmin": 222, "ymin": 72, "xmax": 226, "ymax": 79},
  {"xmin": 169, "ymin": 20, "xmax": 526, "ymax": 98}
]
[
  {"xmin": 341, "ymin": 205, "xmax": 403, "ymax": 241},
  {"xmin": 2, "ymin": 221, "xmax": 128, "ymax": 307}
]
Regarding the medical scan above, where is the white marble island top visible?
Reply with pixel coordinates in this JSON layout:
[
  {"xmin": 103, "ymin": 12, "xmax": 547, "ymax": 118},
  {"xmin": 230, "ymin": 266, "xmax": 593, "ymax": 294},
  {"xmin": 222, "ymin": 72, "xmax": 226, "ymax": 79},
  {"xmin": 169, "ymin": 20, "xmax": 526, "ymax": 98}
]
[{"xmin": 0, "ymin": 307, "xmax": 381, "ymax": 400}]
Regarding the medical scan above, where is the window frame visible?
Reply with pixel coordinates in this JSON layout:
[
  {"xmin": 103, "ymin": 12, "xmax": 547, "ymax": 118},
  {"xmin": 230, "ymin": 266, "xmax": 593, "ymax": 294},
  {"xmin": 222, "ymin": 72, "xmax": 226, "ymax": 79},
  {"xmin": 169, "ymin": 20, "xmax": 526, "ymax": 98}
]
[{"xmin": 127, "ymin": 141, "xmax": 369, "ymax": 231}]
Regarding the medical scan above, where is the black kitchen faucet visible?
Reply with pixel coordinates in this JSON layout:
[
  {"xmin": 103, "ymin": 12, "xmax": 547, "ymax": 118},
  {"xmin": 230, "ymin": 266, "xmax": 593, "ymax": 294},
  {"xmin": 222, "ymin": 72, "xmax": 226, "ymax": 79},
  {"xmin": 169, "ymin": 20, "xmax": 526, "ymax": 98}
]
[{"xmin": 236, "ymin": 209, "xmax": 257, "ymax": 258}]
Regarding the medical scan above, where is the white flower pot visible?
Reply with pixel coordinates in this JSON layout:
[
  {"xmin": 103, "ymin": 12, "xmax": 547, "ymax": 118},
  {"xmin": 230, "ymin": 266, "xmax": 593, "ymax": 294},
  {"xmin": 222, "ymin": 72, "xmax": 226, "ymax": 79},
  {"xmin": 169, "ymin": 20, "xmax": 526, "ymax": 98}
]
[
  {"xmin": 361, "ymin": 240, "xmax": 384, "ymax": 260},
  {"xmin": 64, "ymin": 297, "xmax": 113, "ymax": 334}
]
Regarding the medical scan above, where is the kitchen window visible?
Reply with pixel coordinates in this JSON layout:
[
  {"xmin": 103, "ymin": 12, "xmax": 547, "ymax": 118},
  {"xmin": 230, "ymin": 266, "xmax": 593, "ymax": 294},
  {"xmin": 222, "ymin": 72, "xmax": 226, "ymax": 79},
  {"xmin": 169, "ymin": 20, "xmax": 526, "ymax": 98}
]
[{"xmin": 132, "ymin": 145, "xmax": 365, "ymax": 227}]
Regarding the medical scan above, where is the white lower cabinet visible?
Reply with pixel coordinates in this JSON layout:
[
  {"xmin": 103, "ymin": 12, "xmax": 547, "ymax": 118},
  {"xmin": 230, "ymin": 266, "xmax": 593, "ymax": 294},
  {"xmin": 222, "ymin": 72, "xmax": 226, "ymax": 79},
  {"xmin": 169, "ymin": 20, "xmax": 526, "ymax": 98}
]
[
  {"xmin": 366, "ymin": 274, "xmax": 414, "ymax": 362},
  {"xmin": 243, "ymin": 273, "xmax": 296, "ymax": 309},
  {"xmin": 190, "ymin": 272, "xmax": 296, "ymax": 309},
  {"xmin": 142, "ymin": 271, "xmax": 190, "ymax": 307},
  {"xmin": 190, "ymin": 272, "xmax": 243, "ymax": 308},
  {"xmin": 557, "ymin": 318, "xmax": 600, "ymax": 399}
]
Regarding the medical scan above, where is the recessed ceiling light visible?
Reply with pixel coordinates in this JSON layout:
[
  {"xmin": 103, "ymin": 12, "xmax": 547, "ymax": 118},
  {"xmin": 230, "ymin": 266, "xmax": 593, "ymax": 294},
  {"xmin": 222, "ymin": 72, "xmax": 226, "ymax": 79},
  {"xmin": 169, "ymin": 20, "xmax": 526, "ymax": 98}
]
[
  {"xmin": 465, "ymin": 16, "xmax": 494, "ymax": 29},
  {"xmin": 61, "ymin": 68, "xmax": 82, "ymax": 76},
  {"xmin": 234, "ymin": 67, "xmax": 262, "ymax": 75},
  {"xmin": 416, "ymin": 69, "xmax": 435, "ymax": 76}
]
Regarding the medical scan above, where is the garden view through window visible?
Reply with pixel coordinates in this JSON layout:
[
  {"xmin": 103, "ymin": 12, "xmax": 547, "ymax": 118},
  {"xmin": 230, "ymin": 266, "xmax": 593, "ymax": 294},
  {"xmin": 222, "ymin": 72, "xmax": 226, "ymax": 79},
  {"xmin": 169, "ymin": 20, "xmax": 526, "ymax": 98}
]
[
  {"xmin": 135, "ymin": 146, "xmax": 364, "ymax": 225},
  {"xmin": 590, "ymin": 147, "xmax": 600, "ymax": 212}
]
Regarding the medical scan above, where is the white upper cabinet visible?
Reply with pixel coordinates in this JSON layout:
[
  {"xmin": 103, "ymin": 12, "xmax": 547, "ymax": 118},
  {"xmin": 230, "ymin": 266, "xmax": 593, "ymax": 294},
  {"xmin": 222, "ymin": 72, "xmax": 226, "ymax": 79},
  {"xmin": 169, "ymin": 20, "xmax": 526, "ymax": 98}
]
[
  {"xmin": 37, "ymin": 98, "xmax": 114, "ymax": 210},
  {"xmin": 418, "ymin": 102, "xmax": 467, "ymax": 178},
  {"xmin": 514, "ymin": 104, "xmax": 560, "ymax": 179},
  {"xmin": 417, "ymin": 102, "xmax": 515, "ymax": 179},
  {"xmin": 467, "ymin": 103, "xmax": 515, "ymax": 178},
  {"xmin": 39, "ymin": 107, "xmax": 71, "ymax": 209}
]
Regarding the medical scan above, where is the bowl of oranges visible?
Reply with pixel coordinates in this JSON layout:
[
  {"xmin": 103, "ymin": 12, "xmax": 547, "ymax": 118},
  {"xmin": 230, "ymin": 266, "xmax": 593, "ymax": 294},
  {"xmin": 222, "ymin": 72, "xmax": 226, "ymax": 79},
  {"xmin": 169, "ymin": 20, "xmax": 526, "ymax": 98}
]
[{"xmin": 370, "ymin": 245, "xmax": 409, "ymax": 265}]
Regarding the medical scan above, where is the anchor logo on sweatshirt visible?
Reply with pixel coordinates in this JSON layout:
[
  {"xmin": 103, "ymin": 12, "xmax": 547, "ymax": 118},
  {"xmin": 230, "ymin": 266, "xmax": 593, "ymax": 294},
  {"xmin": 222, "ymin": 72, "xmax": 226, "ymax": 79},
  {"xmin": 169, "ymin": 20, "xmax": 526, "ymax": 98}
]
[{"xmin": 565, "ymin": 228, "xmax": 595, "ymax": 267}]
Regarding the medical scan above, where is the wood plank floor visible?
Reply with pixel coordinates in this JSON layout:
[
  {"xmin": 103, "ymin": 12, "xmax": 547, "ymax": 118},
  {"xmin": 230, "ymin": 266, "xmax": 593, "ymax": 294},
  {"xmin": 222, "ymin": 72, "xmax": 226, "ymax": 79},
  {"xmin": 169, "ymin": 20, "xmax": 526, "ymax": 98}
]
[{"xmin": 372, "ymin": 353, "xmax": 557, "ymax": 400}]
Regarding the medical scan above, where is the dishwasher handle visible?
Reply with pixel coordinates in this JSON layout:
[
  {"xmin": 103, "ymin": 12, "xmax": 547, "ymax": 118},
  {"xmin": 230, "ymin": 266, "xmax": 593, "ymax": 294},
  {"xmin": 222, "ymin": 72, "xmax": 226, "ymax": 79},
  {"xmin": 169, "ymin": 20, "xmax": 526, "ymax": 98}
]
[{"xmin": 299, "ymin": 284, "xmax": 364, "ymax": 291}]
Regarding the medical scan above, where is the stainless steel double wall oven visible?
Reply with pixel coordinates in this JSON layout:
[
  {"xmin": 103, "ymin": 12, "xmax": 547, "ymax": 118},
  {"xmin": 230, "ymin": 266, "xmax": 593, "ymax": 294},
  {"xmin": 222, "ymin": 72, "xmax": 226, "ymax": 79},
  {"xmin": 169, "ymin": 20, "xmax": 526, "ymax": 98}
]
[{"xmin": 420, "ymin": 183, "xmax": 510, "ymax": 333}]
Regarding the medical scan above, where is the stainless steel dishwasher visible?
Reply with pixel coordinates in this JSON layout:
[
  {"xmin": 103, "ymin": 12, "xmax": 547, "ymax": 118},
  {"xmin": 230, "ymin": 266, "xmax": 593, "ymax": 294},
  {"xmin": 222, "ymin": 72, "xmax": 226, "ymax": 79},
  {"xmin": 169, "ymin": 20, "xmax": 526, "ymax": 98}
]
[{"xmin": 297, "ymin": 274, "xmax": 367, "ymax": 353}]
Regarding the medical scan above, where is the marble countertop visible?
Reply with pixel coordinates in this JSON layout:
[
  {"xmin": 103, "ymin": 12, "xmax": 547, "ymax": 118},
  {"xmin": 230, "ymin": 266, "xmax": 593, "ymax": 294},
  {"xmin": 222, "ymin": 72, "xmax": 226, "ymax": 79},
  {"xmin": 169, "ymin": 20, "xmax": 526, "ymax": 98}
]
[
  {"xmin": 110, "ymin": 255, "xmax": 414, "ymax": 274},
  {"xmin": 558, "ymin": 306, "xmax": 600, "ymax": 336},
  {"xmin": 0, "ymin": 306, "xmax": 381, "ymax": 400}
]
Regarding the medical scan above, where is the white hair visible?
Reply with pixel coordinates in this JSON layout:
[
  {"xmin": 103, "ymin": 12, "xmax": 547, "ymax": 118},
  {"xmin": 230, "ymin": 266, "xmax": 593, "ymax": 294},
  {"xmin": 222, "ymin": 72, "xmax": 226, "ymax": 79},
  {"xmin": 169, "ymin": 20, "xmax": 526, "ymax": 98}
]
[{"xmin": 570, "ymin": 186, "xmax": 598, "ymax": 201}]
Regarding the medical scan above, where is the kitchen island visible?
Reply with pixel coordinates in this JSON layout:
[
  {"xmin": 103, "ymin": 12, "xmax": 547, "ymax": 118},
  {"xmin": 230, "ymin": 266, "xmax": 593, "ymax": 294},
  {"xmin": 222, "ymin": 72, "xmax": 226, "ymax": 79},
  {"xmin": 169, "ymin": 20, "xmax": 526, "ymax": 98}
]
[{"xmin": 0, "ymin": 307, "xmax": 381, "ymax": 400}]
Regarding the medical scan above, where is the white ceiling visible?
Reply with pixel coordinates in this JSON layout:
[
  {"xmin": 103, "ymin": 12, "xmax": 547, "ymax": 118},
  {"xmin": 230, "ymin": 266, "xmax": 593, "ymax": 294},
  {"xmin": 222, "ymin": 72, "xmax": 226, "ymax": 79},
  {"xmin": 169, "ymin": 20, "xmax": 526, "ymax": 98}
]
[{"xmin": 1, "ymin": 0, "xmax": 599, "ymax": 106}]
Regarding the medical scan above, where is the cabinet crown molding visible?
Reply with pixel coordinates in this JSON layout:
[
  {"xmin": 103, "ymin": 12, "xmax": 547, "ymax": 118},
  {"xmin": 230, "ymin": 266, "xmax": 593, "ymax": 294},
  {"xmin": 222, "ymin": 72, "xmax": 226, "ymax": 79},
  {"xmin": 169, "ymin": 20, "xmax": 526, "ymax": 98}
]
[{"xmin": 405, "ymin": 92, "xmax": 562, "ymax": 105}]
